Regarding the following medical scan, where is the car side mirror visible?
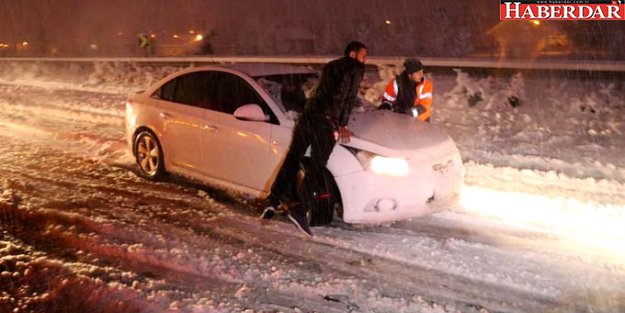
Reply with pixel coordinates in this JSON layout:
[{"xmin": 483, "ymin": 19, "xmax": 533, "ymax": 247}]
[{"xmin": 234, "ymin": 104, "xmax": 269, "ymax": 122}]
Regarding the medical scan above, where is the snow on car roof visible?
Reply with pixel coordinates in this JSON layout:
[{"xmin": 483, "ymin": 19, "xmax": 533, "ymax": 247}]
[{"xmin": 222, "ymin": 63, "xmax": 316, "ymax": 77}]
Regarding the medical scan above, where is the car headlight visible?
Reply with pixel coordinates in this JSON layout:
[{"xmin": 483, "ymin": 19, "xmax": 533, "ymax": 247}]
[{"xmin": 355, "ymin": 150, "xmax": 410, "ymax": 177}]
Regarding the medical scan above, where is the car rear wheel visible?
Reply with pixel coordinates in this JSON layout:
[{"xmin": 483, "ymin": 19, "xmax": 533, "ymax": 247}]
[
  {"xmin": 134, "ymin": 130, "xmax": 166, "ymax": 180},
  {"xmin": 300, "ymin": 159, "xmax": 342, "ymax": 226}
]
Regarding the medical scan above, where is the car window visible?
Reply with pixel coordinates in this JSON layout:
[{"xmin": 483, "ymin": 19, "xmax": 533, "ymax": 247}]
[
  {"xmin": 151, "ymin": 70, "xmax": 278, "ymax": 124},
  {"xmin": 211, "ymin": 72, "xmax": 279, "ymax": 124},
  {"xmin": 213, "ymin": 72, "xmax": 266, "ymax": 114},
  {"xmin": 158, "ymin": 79, "xmax": 177, "ymax": 101},
  {"xmin": 172, "ymin": 72, "xmax": 216, "ymax": 108},
  {"xmin": 255, "ymin": 74, "xmax": 318, "ymax": 113},
  {"xmin": 152, "ymin": 72, "xmax": 218, "ymax": 109}
]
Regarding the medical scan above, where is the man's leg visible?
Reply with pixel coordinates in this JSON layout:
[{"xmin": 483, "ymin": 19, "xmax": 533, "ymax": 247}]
[
  {"xmin": 289, "ymin": 119, "xmax": 336, "ymax": 233},
  {"xmin": 261, "ymin": 118, "xmax": 309, "ymax": 219}
]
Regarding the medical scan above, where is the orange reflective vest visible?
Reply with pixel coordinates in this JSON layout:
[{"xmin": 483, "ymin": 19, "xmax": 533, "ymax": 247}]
[{"xmin": 383, "ymin": 77, "xmax": 433, "ymax": 122}]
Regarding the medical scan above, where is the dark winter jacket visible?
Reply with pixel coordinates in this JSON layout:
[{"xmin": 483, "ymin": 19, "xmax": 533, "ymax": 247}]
[
  {"xmin": 394, "ymin": 72, "xmax": 418, "ymax": 115},
  {"xmin": 304, "ymin": 56, "xmax": 365, "ymax": 127}
]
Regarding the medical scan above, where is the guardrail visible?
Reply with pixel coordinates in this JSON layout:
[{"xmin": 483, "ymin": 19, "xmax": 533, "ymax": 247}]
[{"xmin": 2, "ymin": 56, "xmax": 625, "ymax": 72}]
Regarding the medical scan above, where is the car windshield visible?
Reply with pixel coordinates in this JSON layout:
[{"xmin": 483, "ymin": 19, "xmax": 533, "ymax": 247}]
[{"xmin": 255, "ymin": 74, "xmax": 318, "ymax": 114}]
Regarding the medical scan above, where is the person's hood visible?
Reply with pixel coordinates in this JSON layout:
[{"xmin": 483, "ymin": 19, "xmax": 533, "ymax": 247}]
[{"xmin": 344, "ymin": 110, "xmax": 459, "ymax": 158}]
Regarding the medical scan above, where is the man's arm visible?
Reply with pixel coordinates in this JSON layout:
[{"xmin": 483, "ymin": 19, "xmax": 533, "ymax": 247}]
[
  {"xmin": 382, "ymin": 79, "xmax": 397, "ymax": 103},
  {"xmin": 332, "ymin": 66, "xmax": 354, "ymax": 126},
  {"xmin": 379, "ymin": 79, "xmax": 397, "ymax": 111},
  {"xmin": 413, "ymin": 80, "xmax": 433, "ymax": 120},
  {"xmin": 337, "ymin": 66, "xmax": 364, "ymax": 143}
]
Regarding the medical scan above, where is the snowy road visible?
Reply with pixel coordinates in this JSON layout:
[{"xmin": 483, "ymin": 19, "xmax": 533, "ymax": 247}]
[{"xmin": 1, "ymin": 65, "xmax": 625, "ymax": 313}]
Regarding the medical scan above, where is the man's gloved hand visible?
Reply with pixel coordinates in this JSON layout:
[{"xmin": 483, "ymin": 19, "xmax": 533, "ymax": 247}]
[
  {"xmin": 410, "ymin": 107, "xmax": 419, "ymax": 118},
  {"xmin": 338, "ymin": 126, "xmax": 351, "ymax": 144},
  {"xmin": 411, "ymin": 105, "xmax": 426, "ymax": 119}
]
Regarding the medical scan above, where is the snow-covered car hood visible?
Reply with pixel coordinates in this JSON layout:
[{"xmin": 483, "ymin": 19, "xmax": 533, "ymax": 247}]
[{"xmin": 346, "ymin": 110, "xmax": 457, "ymax": 157}]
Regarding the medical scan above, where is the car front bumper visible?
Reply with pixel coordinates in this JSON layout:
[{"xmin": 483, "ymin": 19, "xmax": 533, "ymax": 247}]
[{"xmin": 336, "ymin": 154, "xmax": 464, "ymax": 224}]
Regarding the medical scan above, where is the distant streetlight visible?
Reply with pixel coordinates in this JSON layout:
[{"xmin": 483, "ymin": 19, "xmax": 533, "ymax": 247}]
[
  {"xmin": 385, "ymin": 19, "xmax": 392, "ymax": 25},
  {"xmin": 173, "ymin": 34, "xmax": 179, "ymax": 39},
  {"xmin": 189, "ymin": 30, "xmax": 195, "ymax": 34},
  {"xmin": 22, "ymin": 41, "xmax": 29, "ymax": 47},
  {"xmin": 530, "ymin": 20, "xmax": 541, "ymax": 26},
  {"xmin": 194, "ymin": 34, "xmax": 204, "ymax": 41}
]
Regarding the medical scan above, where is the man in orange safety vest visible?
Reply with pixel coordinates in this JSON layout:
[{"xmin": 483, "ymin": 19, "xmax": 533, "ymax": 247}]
[{"xmin": 381, "ymin": 58, "xmax": 433, "ymax": 122}]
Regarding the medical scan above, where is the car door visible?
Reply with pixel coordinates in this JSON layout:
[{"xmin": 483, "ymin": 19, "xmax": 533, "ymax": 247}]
[
  {"xmin": 201, "ymin": 71, "xmax": 282, "ymax": 192},
  {"xmin": 156, "ymin": 72, "xmax": 221, "ymax": 176}
]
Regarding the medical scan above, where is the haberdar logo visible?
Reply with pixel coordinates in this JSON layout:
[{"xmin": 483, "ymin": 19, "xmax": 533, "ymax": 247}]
[{"xmin": 500, "ymin": 0, "xmax": 625, "ymax": 20}]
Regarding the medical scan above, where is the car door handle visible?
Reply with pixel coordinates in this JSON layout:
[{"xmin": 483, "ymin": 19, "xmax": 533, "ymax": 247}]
[
  {"xmin": 203, "ymin": 124, "xmax": 218, "ymax": 132},
  {"xmin": 159, "ymin": 112, "xmax": 172, "ymax": 119}
]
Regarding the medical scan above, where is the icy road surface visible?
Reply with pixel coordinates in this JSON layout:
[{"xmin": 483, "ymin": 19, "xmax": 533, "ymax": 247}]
[{"xmin": 1, "ymin": 64, "xmax": 625, "ymax": 313}]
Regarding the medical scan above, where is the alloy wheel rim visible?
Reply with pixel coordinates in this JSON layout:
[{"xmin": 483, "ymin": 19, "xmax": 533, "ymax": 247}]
[{"xmin": 137, "ymin": 135, "xmax": 159, "ymax": 175}]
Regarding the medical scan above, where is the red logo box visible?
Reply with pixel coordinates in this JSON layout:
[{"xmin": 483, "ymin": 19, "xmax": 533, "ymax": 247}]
[{"xmin": 500, "ymin": 0, "xmax": 625, "ymax": 20}]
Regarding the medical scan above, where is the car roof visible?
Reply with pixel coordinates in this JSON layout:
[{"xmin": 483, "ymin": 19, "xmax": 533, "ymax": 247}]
[
  {"xmin": 221, "ymin": 63, "xmax": 317, "ymax": 77},
  {"xmin": 143, "ymin": 63, "xmax": 318, "ymax": 96}
]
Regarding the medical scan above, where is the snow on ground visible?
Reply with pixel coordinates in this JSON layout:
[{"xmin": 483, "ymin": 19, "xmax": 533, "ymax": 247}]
[{"xmin": 1, "ymin": 61, "xmax": 625, "ymax": 313}]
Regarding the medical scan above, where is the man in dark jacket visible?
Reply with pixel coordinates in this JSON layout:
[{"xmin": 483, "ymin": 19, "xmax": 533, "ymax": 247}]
[{"xmin": 260, "ymin": 41, "xmax": 367, "ymax": 236}]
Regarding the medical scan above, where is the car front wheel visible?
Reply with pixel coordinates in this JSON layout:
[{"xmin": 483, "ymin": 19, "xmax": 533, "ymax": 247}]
[
  {"xmin": 299, "ymin": 160, "xmax": 342, "ymax": 226},
  {"xmin": 134, "ymin": 130, "xmax": 166, "ymax": 180}
]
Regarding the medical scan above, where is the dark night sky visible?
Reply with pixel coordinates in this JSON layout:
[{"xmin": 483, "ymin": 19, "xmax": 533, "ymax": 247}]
[
  {"xmin": 1, "ymin": 0, "xmax": 622, "ymax": 59},
  {"xmin": 0, "ymin": 0, "xmax": 497, "ymax": 35}
]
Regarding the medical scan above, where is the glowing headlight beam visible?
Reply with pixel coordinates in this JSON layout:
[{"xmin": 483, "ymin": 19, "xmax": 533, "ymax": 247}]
[
  {"xmin": 459, "ymin": 185, "xmax": 625, "ymax": 264},
  {"xmin": 354, "ymin": 151, "xmax": 409, "ymax": 177},
  {"xmin": 371, "ymin": 156, "xmax": 409, "ymax": 177},
  {"xmin": 370, "ymin": 156, "xmax": 409, "ymax": 177}
]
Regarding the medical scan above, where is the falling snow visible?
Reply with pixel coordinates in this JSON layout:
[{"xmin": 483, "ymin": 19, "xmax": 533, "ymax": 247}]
[{"xmin": 1, "ymin": 61, "xmax": 625, "ymax": 312}]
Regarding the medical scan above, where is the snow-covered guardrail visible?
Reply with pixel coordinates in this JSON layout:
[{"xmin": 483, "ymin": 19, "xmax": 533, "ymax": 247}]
[{"xmin": 2, "ymin": 56, "xmax": 625, "ymax": 72}]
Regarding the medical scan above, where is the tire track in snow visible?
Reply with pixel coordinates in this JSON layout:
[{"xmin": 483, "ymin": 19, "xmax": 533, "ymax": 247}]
[
  {"xmin": 0, "ymin": 129, "xmax": 555, "ymax": 312},
  {"xmin": 3, "ymin": 72, "xmax": 625, "ymax": 312},
  {"xmin": 2, "ymin": 128, "xmax": 624, "ymax": 313}
]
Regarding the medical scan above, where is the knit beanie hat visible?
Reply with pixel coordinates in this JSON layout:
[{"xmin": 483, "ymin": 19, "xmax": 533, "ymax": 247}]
[{"xmin": 403, "ymin": 58, "xmax": 423, "ymax": 74}]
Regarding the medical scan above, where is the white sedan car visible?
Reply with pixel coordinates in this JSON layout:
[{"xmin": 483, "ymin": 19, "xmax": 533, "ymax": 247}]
[{"xmin": 125, "ymin": 63, "xmax": 464, "ymax": 225}]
